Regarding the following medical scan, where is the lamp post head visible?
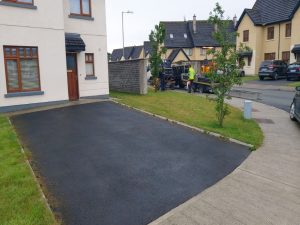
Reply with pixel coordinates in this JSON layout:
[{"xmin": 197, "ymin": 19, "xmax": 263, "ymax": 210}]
[{"xmin": 123, "ymin": 10, "xmax": 134, "ymax": 14}]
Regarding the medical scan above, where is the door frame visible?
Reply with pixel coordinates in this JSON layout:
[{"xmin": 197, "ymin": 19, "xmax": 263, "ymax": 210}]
[{"xmin": 66, "ymin": 53, "xmax": 79, "ymax": 101}]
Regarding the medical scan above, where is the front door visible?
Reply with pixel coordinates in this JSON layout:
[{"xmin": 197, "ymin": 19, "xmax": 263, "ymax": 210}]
[{"xmin": 66, "ymin": 53, "xmax": 79, "ymax": 101}]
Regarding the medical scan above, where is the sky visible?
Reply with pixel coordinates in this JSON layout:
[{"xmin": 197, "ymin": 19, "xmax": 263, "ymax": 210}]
[{"xmin": 106, "ymin": 0, "xmax": 256, "ymax": 53}]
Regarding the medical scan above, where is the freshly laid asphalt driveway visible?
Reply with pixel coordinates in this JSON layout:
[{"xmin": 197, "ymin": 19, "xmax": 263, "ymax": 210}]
[{"xmin": 12, "ymin": 102, "xmax": 250, "ymax": 225}]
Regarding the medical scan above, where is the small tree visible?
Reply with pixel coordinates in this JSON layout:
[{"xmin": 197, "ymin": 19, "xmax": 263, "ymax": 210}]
[
  {"xmin": 149, "ymin": 23, "xmax": 167, "ymax": 91},
  {"xmin": 207, "ymin": 3, "xmax": 246, "ymax": 127}
]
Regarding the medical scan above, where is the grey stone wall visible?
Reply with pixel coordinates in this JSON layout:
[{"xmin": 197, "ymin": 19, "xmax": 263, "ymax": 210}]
[{"xmin": 108, "ymin": 59, "xmax": 147, "ymax": 94}]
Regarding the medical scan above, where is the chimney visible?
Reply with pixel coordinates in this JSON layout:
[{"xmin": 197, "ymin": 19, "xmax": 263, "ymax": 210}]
[
  {"xmin": 193, "ymin": 14, "xmax": 197, "ymax": 34},
  {"xmin": 214, "ymin": 24, "xmax": 218, "ymax": 32},
  {"xmin": 233, "ymin": 15, "xmax": 237, "ymax": 27}
]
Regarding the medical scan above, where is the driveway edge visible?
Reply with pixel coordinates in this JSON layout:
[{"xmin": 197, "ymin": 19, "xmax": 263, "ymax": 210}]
[
  {"xmin": 8, "ymin": 118, "xmax": 56, "ymax": 222},
  {"xmin": 111, "ymin": 100, "xmax": 254, "ymax": 149}
]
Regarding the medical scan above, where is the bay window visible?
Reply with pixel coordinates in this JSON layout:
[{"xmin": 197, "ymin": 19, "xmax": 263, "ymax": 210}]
[{"xmin": 4, "ymin": 46, "xmax": 41, "ymax": 93}]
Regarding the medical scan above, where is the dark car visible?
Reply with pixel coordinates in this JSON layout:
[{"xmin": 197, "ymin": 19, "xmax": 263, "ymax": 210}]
[
  {"xmin": 258, "ymin": 60, "xmax": 288, "ymax": 80},
  {"xmin": 290, "ymin": 86, "xmax": 300, "ymax": 122},
  {"xmin": 287, "ymin": 62, "xmax": 300, "ymax": 81}
]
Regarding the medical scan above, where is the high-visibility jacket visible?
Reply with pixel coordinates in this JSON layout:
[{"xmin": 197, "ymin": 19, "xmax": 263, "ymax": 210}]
[{"xmin": 188, "ymin": 67, "xmax": 196, "ymax": 81}]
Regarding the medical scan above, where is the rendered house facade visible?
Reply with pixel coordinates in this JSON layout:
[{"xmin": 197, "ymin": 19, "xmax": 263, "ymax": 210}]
[
  {"xmin": 0, "ymin": 0, "xmax": 109, "ymax": 112},
  {"xmin": 236, "ymin": 0, "xmax": 300, "ymax": 75},
  {"xmin": 161, "ymin": 16, "xmax": 236, "ymax": 71}
]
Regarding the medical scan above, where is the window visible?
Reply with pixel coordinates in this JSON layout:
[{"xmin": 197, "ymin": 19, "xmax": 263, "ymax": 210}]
[
  {"xmin": 247, "ymin": 56, "xmax": 252, "ymax": 66},
  {"xmin": 184, "ymin": 33, "xmax": 187, "ymax": 39},
  {"xmin": 282, "ymin": 51, "xmax": 290, "ymax": 63},
  {"xmin": 85, "ymin": 53, "xmax": 95, "ymax": 76},
  {"xmin": 170, "ymin": 34, "xmax": 174, "ymax": 39},
  {"xmin": 264, "ymin": 52, "xmax": 276, "ymax": 60},
  {"xmin": 267, "ymin": 27, "xmax": 275, "ymax": 40},
  {"xmin": 69, "ymin": 0, "xmax": 91, "ymax": 16},
  {"xmin": 184, "ymin": 48, "xmax": 193, "ymax": 56},
  {"xmin": 200, "ymin": 48, "xmax": 206, "ymax": 56},
  {"xmin": 4, "ymin": 46, "xmax": 40, "ymax": 93},
  {"xmin": 3, "ymin": 0, "xmax": 33, "ymax": 4},
  {"xmin": 243, "ymin": 30, "xmax": 249, "ymax": 42},
  {"xmin": 285, "ymin": 23, "xmax": 292, "ymax": 37}
]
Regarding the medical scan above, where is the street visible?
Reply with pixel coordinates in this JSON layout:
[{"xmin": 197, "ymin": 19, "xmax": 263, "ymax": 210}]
[
  {"xmin": 234, "ymin": 87, "xmax": 295, "ymax": 112},
  {"xmin": 239, "ymin": 79, "xmax": 296, "ymax": 112}
]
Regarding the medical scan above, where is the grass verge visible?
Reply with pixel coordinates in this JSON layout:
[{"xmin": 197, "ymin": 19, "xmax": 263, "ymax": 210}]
[
  {"xmin": 288, "ymin": 81, "xmax": 300, "ymax": 87},
  {"xmin": 242, "ymin": 75, "xmax": 258, "ymax": 83},
  {"xmin": 110, "ymin": 90, "xmax": 263, "ymax": 149},
  {"xmin": 0, "ymin": 115, "xmax": 56, "ymax": 225}
]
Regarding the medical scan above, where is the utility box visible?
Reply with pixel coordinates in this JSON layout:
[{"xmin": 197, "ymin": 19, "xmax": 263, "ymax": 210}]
[{"xmin": 244, "ymin": 100, "xmax": 252, "ymax": 119}]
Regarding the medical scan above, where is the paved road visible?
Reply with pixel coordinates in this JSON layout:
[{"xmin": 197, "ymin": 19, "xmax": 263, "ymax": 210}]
[
  {"xmin": 12, "ymin": 102, "xmax": 249, "ymax": 225},
  {"xmin": 234, "ymin": 87, "xmax": 295, "ymax": 112},
  {"xmin": 247, "ymin": 78, "xmax": 295, "ymax": 86}
]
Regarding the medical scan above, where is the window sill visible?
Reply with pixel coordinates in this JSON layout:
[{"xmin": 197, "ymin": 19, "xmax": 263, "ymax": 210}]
[
  {"xmin": 85, "ymin": 76, "xmax": 97, "ymax": 80},
  {"xmin": 0, "ymin": 1, "xmax": 37, "ymax": 9},
  {"xmin": 69, "ymin": 14, "xmax": 94, "ymax": 21},
  {"xmin": 5, "ymin": 91, "xmax": 44, "ymax": 98}
]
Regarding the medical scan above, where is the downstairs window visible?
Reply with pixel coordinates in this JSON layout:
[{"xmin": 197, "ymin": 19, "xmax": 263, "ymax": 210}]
[{"xmin": 4, "ymin": 46, "xmax": 41, "ymax": 93}]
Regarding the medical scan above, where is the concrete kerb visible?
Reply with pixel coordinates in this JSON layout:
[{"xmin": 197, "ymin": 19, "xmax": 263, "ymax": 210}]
[
  {"xmin": 111, "ymin": 99, "xmax": 254, "ymax": 149},
  {"xmin": 7, "ymin": 119, "xmax": 56, "ymax": 222}
]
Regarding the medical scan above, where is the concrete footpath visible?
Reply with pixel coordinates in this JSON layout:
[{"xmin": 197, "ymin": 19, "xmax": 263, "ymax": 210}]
[{"xmin": 149, "ymin": 98, "xmax": 300, "ymax": 225}]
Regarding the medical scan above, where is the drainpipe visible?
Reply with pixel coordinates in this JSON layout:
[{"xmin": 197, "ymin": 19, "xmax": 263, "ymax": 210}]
[{"xmin": 278, "ymin": 23, "xmax": 281, "ymax": 60}]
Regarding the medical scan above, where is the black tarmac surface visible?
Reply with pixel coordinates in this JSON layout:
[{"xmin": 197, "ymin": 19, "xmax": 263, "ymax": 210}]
[{"xmin": 12, "ymin": 102, "xmax": 250, "ymax": 225}]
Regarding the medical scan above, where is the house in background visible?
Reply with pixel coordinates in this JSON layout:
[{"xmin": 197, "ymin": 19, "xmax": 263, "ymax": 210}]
[
  {"xmin": 0, "ymin": 0, "xmax": 109, "ymax": 112},
  {"xmin": 236, "ymin": 0, "xmax": 300, "ymax": 75},
  {"xmin": 111, "ymin": 45, "xmax": 144, "ymax": 62},
  {"xmin": 161, "ymin": 15, "xmax": 236, "ymax": 71}
]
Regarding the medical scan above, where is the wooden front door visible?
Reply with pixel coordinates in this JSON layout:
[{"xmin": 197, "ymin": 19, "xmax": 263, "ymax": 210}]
[{"xmin": 66, "ymin": 53, "xmax": 79, "ymax": 101}]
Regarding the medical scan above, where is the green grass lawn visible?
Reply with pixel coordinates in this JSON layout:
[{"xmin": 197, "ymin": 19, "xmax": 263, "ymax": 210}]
[
  {"xmin": 242, "ymin": 75, "xmax": 258, "ymax": 83},
  {"xmin": 288, "ymin": 81, "xmax": 300, "ymax": 87},
  {"xmin": 111, "ymin": 90, "xmax": 263, "ymax": 149},
  {"xmin": 0, "ymin": 116, "xmax": 57, "ymax": 225}
]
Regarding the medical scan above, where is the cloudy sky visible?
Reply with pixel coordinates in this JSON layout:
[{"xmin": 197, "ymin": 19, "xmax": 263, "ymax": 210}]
[{"xmin": 106, "ymin": 0, "xmax": 256, "ymax": 53}]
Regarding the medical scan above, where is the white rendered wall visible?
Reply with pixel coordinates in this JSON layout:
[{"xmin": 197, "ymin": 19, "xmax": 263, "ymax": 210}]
[
  {"xmin": 0, "ymin": 26, "xmax": 68, "ymax": 107},
  {"xmin": 0, "ymin": 1, "xmax": 68, "ymax": 108},
  {"xmin": 63, "ymin": 0, "xmax": 109, "ymax": 97}
]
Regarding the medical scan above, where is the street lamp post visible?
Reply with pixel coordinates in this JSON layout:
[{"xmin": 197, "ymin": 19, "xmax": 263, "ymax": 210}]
[{"xmin": 122, "ymin": 10, "xmax": 133, "ymax": 59}]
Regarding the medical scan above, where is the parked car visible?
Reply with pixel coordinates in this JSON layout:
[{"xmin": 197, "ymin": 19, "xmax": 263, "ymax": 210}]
[
  {"xmin": 286, "ymin": 62, "xmax": 300, "ymax": 81},
  {"xmin": 258, "ymin": 60, "xmax": 288, "ymax": 80},
  {"xmin": 290, "ymin": 86, "xmax": 300, "ymax": 122}
]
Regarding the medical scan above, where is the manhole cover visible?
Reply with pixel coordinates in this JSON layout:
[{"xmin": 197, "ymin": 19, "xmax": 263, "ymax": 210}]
[{"xmin": 255, "ymin": 118, "xmax": 274, "ymax": 124}]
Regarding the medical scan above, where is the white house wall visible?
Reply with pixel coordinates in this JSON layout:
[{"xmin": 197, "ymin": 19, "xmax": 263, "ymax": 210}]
[
  {"xmin": 77, "ymin": 35, "xmax": 109, "ymax": 97},
  {"xmin": 0, "ymin": 0, "xmax": 109, "ymax": 110},
  {"xmin": 63, "ymin": 0, "xmax": 109, "ymax": 97},
  {"xmin": 0, "ymin": 1, "xmax": 68, "ymax": 108}
]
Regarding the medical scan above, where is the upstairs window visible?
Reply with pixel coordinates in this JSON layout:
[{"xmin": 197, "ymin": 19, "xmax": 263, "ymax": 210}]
[
  {"xmin": 3, "ymin": 0, "xmax": 33, "ymax": 4},
  {"xmin": 69, "ymin": 0, "xmax": 91, "ymax": 16},
  {"xmin": 285, "ymin": 23, "xmax": 292, "ymax": 37},
  {"xmin": 200, "ymin": 48, "xmax": 206, "ymax": 56},
  {"xmin": 184, "ymin": 33, "xmax": 187, "ymax": 39},
  {"xmin": 243, "ymin": 30, "xmax": 249, "ymax": 42},
  {"xmin": 184, "ymin": 48, "xmax": 193, "ymax": 56},
  {"xmin": 170, "ymin": 34, "xmax": 174, "ymax": 39},
  {"xmin": 267, "ymin": 27, "xmax": 275, "ymax": 40}
]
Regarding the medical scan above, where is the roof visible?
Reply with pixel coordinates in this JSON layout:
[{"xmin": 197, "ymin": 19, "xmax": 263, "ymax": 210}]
[
  {"xmin": 167, "ymin": 48, "xmax": 190, "ymax": 63},
  {"xmin": 111, "ymin": 45, "xmax": 143, "ymax": 61},
  {"xmin": 144, "ymin": 41, "xmax": 152, "ymax": 56},
  {"xmin": 236, "ymin": 0, "xmax": 300, "ymax": 27},
  {"xmin": 65, "ymin": 33, "xmax": 85, "ymax": 52},
  {"xmin": 161, "ymin": 20, "xmax": 235, "ymax": 48}
]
